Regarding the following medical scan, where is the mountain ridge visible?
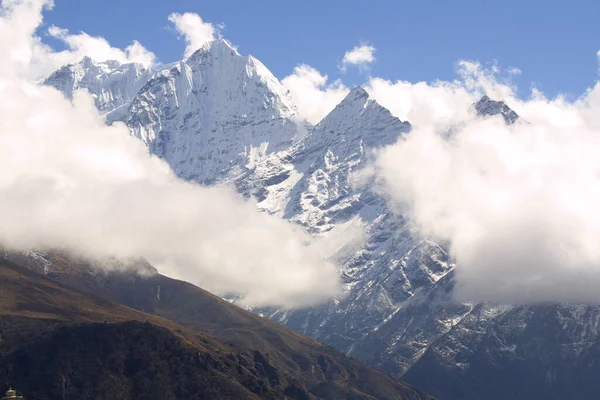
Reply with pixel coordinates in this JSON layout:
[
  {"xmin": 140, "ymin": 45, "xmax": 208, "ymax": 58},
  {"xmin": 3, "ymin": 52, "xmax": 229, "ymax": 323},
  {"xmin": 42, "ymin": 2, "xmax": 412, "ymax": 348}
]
[
  {"xmin": 44, "ymin": 56, "xmax": 154, "ymax": 124},
  {"xmin": 41, "ymin": 45, "xmax": 600, "ymax": 400}
]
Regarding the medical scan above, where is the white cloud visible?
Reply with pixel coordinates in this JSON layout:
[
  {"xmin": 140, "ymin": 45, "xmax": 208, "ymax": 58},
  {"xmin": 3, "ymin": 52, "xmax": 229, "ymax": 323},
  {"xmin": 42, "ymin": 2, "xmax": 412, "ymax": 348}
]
[
  {"xmin": 47, "ymin": 26, "xmax": 156, "ymax": 67},
  {"xmin": 0, "ymin": 0, "xmax": 345, "ymax": 308},
  {"xmin": 285, "ymin": 59, "xmax": 515, "ymax": 127},
  {"xmin": 0, "ymin": 0, "xmax": 155, "ymax": 80},
  {"xmin": 0, "ymin": 0, "xmax": 54, "ymax": 79},
  {"xmin": 124, "ymin": 40, "xmax": 156, "ymax": 66},
  {"xmin": 341, "ymin": 44, "xmax": 376, "ymax": 72},
  {"xmin": 365, "ymin": 77, "xmax": 476, "ymax": 127},
  {"xmin": 168, "ymin": 12, "xmax": 217, "ymax": 58},
  {"xmin": 455, "ymin": 60, "xmax": 518, "ymax": 100},
  {"xmin": 282, "ymin": 64, "xmax": 349, "ymax": 124},
  {"xmin": 372, "ymin": 74, "xmax": 600, "ymax": 304},
  {"xmin": 507, "ymin": 66, "xmax": 522, "ymax": 76}
]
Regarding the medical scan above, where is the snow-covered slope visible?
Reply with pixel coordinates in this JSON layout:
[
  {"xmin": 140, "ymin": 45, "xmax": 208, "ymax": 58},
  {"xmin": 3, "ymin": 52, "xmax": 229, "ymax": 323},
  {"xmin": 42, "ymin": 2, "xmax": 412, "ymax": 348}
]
[
  {"xmin": 126, "ymin": 38, "xmax": 303, "ymax": 183},
  {"xmin": 404, "ymin": 302, "xmax": 600, "ymax": 400},
  {"xmin": 240, "ymin": 86, "xmax": 411, "ymax": 228},
  {"xmin": 44, "ymin": 56, "xmax": 154, "ymax": 123},
  {"xmin": 239, "ymin": 88, "xmax": 461, "ymax": 373}
]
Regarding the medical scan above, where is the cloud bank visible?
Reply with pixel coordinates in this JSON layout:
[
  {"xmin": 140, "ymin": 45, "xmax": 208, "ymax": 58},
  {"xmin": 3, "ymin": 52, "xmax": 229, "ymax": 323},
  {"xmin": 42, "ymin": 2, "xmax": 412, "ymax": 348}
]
[
  {"xmin": 8, "ymin": 0, "xmax": 600, "ymax": 307},
  {"xmin": 0, "ymin": 0, "xmax": 345, "ymax": 308},
  {"xmin": 284, "ymin": 58, "xmax": 523, "ymax": 127},
  {"xmin": 373, "ymin": 77, "xmax": 600, "ymax": 304}
]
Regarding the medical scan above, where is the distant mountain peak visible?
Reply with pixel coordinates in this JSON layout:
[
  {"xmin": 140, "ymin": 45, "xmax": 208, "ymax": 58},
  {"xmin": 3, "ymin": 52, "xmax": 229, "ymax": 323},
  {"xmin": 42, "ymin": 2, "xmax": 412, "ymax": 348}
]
[
  {"xmin": 474, "ymin": 95, "xmax": 519, "ymax": 124},
  {"xmin": 189, "ymin": 38, "xmax": 241, "ymax": 60},
  {"xmin": 318, "ymin": 85, "xmax": 409, "ymax": 132},
  {"xmin": 78, "ymin": 56, "xmax": 122, "ymax": 70},
  {"xmin": 335, "ymin": 86, "xmax": 370, "ymax": 107},
  {"xmin": 349, "ymin": 85, "xmax": 370, "ymax": 98},
  {"xmin": 79, "ymin": 55, "xmax": 94, "ymax": 66},
  {"xmin": 44, "ymin": 56, "xmax": 154, "ymax": 123},
  {"xmin": 296, "ymin": 83, "xmax": 410, "ymax": 165}
]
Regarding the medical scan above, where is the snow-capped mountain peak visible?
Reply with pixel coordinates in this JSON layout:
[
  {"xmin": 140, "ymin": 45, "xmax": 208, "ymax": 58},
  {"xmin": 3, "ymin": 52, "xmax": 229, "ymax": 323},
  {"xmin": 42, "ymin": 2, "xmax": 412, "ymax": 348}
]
[
  {"xmin": 309, "ymin": 86, "xmax": 410, "ymax": 151},
  {"xmin": 474, "ymin": 95, "xmax": 519, "ymax": 124},
  {"xmin": 342, "ymin": 85, "xmax": 370, "ymax": 102},
  {"xmin": 125, "ymin": 40, "xmax": 302, "ymax": 183},
  {"xmin": 319, "ymin": 86, "xmax": 372, "ymax": 119},
  {"xmin": 191, "ymin": 37, "xmax": 240, "ymax": 57},
  {"xmin": 44, "ymin": 56, "xmax": 154, "ymax": 123},
  {"xmin": 236, "ymin": 84, "xmax": 411, "ymax": 231},
  {"xmin": 183, "ymin": 38, "xmax": 298, "ymax": 120}
]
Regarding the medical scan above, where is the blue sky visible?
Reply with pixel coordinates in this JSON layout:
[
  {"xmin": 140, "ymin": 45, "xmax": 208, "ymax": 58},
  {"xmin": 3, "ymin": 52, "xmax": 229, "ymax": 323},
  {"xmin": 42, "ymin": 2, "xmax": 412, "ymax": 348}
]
[{"xmin": 43, "ymin": 0, "xmax": 600, "ymax": 99}]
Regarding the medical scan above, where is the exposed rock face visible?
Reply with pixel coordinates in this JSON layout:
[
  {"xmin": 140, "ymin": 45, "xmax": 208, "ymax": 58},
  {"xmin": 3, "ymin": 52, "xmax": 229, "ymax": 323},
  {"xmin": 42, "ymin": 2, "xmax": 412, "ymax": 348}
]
[{"xmin": 474, "ymin": 95, "xmax": 519, "ymax": 124}]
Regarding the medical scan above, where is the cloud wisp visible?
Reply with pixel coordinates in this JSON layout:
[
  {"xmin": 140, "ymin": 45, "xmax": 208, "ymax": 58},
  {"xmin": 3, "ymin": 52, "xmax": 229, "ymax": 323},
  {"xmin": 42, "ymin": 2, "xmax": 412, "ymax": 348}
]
[
  {"xmin": 48, "ymin": 26, "xmax": 156, "ymax": 67},
  {"xmin": 168, "ymin": 12, "xmax": 219, "ymax": 58},
  {"xmin": 340, "ymin": 44, "xmax": 376, "ymax": 72}
]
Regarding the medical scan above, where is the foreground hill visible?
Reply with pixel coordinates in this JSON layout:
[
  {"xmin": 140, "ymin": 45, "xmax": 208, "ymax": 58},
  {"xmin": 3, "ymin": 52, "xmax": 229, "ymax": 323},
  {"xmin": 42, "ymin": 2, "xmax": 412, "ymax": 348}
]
[
  {"xmin": 0, "ymin": 255, "xmax": 433, "ymax": 400},
  {"xmin": 0, "ymin": 258, "xmax": 266, "ymax": 399}
]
